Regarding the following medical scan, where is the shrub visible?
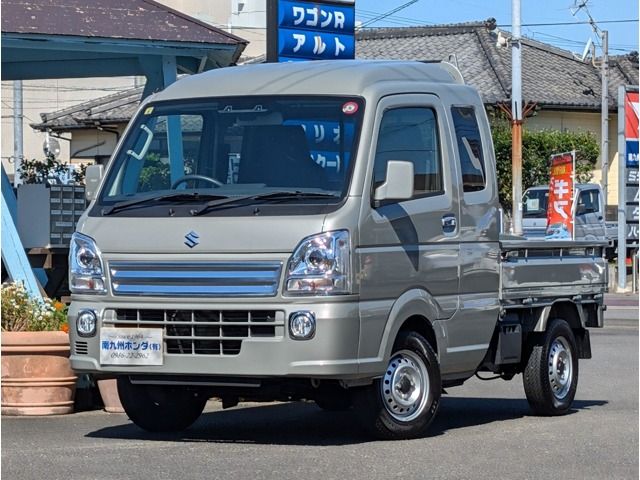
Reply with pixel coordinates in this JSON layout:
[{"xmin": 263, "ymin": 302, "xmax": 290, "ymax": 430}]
[{"xmin": 491, "ymin": 121, "xmax": 599, "ymax": 211}]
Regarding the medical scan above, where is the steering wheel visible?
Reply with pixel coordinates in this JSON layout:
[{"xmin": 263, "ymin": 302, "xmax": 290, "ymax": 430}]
[{"xmin": 171, "ymin": 174, "xmax": 224, "ymax": 189}]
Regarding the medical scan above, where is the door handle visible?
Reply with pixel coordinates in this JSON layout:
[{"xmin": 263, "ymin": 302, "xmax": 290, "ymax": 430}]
[{"xmin": 442, "ymin": 214, "xmax": 457, "ymax": 233}]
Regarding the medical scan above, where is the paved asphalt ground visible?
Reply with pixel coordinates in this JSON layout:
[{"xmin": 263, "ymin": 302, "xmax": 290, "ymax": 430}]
[{"xmin": 2, "ymin": 295, "xmax": 638, "ymax": 480}]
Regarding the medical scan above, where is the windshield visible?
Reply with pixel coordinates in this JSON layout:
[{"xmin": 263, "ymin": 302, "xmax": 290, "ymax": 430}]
[
  {"xmin": 96, "ymin": 96, "xmax": 364, "ymax": 215},
  {"xmin": 523, "ymin": 188, "xmax": 549, "ymax": 218}
]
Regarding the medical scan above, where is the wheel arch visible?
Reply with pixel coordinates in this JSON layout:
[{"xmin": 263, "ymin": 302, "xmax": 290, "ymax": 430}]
[
  {"xmin": 533, "ymin": 301, "xmax": 586, "ymax": 332},
  {"xmin": 378, "ymin": 289, "xmax": 442, "ymax": 364},
  {"xmin": 531, "ymin": 301, "xmax": 592, "ymax": 359}
]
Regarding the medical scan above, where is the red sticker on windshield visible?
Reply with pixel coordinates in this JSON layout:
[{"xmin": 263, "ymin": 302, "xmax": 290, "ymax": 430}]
[{"xmin": 342, "ymin": 101, "xmax": 359, "ymax": 115}]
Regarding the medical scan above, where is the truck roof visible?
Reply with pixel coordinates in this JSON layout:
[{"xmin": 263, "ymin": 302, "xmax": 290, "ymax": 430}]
[
  {"xmin": 152, "ymin": 60, "xmax": 464, "ymax": 102},
  {"xmin": 527, "ymin": 183, "xmax": 603, "ymax": 192}
]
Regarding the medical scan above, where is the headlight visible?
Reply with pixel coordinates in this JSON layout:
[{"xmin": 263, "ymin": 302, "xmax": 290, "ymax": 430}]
[
  {"xmin": 69, "ymin": 232, "xmax": 106, "ymax": 294},
  {"xmin": 285, "ymin": 230, "xmax": 351, "ymax": 295}
]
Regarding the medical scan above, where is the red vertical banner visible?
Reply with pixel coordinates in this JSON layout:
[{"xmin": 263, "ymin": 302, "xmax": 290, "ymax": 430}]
[
  {"xmin": 546, "ymin": 152, "xmax": 575, "ymax": 240},
  {"xmin": 625, "ymin": 91, "xmax": 639, "ymax": 168}
]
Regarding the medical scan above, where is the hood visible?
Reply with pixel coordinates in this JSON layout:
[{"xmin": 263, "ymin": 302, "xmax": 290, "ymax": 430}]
[{"xmin": 78, "ymin": 214, "xmax": 326, "ymax": 254}]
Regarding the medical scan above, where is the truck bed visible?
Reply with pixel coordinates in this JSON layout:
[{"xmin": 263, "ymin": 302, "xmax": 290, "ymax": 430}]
[{"xmin": 499, "ymin": 236, "xmax": 607, "ymax": 304}]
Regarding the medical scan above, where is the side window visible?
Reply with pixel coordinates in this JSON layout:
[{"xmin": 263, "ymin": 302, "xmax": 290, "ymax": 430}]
[
  {"xmin": 373, "ymin": 107, "xmax": 443, "ymax": 199},
  {"xmin": 451, "ymin": 106, "xmax": 486, "ymax": 192},
  {"xmin": 577, "ymin": 189, "xmax": 599, "ymax": 215}
]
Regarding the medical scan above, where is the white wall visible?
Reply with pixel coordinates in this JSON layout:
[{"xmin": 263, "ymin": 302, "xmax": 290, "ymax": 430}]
[
  {"xmin": 155, "ymin": 0, "xmax": 266, "ymax": 58},
  {"xmin": 1, "ymin": 77, "xmax": 137, "ymax": 181}
]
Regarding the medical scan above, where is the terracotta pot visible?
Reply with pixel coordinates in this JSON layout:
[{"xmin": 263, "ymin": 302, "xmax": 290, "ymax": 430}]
[
  {"xmin": 97, "ymin": 378, "xmax": 124, "ymax": 413},
  {"xmin": 1, "ymin": 331, "xmax": 77, "ymax": 415}
]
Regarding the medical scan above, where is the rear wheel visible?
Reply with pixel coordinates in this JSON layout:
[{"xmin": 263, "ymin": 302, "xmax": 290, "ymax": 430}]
[
  {"xmin": 523, "ymin": 319, "xmax": 579, "ymax": 415},
  {"xmin": 352, "ymin": 331, "xmax": 441, "ymax": 440},
  {"xmin": 117, "ymin": 376, "xmax": 207, "ymax": 432}
]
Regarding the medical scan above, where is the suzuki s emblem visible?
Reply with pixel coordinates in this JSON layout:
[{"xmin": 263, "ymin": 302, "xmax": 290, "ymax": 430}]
[{"xmin": 184, "ymin": 231, "xmax": 200, "ymax": 248}]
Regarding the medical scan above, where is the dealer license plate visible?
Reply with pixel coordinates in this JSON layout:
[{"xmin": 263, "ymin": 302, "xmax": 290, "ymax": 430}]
[{"xmin": 99, "ymin": 328, "xmax": 163, "ymax": 365}]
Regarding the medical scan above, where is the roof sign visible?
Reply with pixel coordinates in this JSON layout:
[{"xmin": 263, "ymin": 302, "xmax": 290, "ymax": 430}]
[{"xmin": 267, "ymin": 0, "xmax": 355, "ymax": 62}]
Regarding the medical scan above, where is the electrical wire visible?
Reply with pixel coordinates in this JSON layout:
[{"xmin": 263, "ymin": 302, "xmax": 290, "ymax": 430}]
[
  {"xmin": 497, "ymin": 19, "xmax": 637, "ymax": 27},
  {"xmin": 1, "ymin": 101, "xmax": 37, "ymax": 123}
]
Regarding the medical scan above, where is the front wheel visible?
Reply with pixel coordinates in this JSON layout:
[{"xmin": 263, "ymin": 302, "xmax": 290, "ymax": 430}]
[
  {"xmin": 523, "ymin": 319, "xmax": 579, "ymax": 415},
  {"xmin": 352, "ymin": 331, "xmax": 441, "ymax": 440},
  {"xmin": 117, "ymin": 376, "xmax": 208, "ymax": 432}
]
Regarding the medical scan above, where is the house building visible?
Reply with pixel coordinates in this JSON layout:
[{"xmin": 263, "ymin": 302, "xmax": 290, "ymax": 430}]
[
  {"xmin": 356, "ymin": 20, "xmax": 639, "ymax": 207},
  {"xmin": 1, "ymin": 0, "xmax": 255, "ymax": 180}
]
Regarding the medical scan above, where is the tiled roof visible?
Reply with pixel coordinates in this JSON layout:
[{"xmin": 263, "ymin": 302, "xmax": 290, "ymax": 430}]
[
  {"xmin": 34, "ymin": 21, "xmax": 639, "ymax": 131},
  {"xmin": 356, "ymin": 20, "xmax": 639, "ymax": 110},
  {"xmin": 1, "ymin": 0, "xmax": 246, "ymax": 45},
  {"xmin": 32, "ymin": 87, "xmax": 144, "ymax": 131}
]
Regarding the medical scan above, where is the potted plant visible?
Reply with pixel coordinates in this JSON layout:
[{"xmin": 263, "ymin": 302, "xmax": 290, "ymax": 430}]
[
  {"xmin": 96, "ymin": 378, "xmax": 124, "ymax": 413},
  {"xmin": 1, "ymin": 282, "xmax": 77, "ymax": 415}
]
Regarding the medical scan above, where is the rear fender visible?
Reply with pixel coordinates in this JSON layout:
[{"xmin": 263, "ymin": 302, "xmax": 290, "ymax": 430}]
[{"xmin": 533, "ymin": 301, "xmax": 587, "ymax": 332}]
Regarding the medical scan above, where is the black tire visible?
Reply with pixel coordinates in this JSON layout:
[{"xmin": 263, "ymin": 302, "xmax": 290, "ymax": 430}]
[
  {"xmin": 117, "ymin": 376, "xmax": 208, "ymax": 432},
  {"xmin": 523, "ymin": 319, "xmax": 579, "ymax": 416},
  {"xmin": 352, "ymin": 331, "xmax": 441, "ymax": 440}
]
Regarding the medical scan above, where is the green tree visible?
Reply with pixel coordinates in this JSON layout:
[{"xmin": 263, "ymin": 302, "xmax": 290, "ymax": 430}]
[
  {"xmin": 138, "ymin": 153, "xmax": 170, "ymax": 191},
  {"xmin": 491, "ymin": 120, "xmax": 599, "ymax": 211}
]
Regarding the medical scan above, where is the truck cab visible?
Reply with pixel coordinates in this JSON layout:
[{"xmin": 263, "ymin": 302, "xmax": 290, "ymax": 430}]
[
  {"xmin": 69, "ymin": 61, "xmax": 605, "ymax": 439},
  {"xmin": 523, "ymin": 183, "xmax": 607, "ymax": 240}
]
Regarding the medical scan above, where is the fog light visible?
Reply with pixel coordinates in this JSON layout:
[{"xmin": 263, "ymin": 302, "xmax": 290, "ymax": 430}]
[
  {"xmin": 77, "ymin": 310, "xmax": 97, "ymax": 337},
  {"xmin": 289, "ymin": 311, "xmax": 316, "ymax": 340}
]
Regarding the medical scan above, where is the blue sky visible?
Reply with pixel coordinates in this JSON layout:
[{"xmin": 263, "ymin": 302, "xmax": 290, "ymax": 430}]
[{"xmin": 355, "ymin": 0, "xmax": 639, "ymax": 54}]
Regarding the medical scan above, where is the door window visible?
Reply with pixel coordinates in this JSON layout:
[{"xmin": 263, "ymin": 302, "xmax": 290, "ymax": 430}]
[
  {"xmin": 373, "ymin": 107, "xmax": 442, "ymax": 199},
  {"xmin": 577, "ymin": 189, "xmax": 600, "ymax": 215}
]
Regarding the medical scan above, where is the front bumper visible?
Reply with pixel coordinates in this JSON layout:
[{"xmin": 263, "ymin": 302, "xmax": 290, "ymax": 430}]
[{"xmin": 68, "ymin": 299, "xmax": 382, "ymax": 379}]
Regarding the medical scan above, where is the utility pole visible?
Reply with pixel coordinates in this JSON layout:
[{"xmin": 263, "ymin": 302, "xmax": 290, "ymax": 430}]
[
  {"xmin": 600, "ymin": 30, "xmax": 609, "ymax": 210},
  {"xmin": 12, "ymin": 80, "xmax": 23, "ymax": 187},
  {"xmin": 573, "ymin": 2, "xmax": 610, "ymax": 213},
  {"xmin": 511, "ymin": 0, "xmax": 523, "ymax": 235}
]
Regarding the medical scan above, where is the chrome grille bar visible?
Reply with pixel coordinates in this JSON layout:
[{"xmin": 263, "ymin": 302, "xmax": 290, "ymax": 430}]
[{"xmin": 109, "ymin": 261, "xmax": 282, "ymax": 297}]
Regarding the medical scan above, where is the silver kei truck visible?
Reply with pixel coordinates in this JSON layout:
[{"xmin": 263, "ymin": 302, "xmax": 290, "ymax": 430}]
[{"xmin": 69, "ymin": 60, "xmax": 606, "ymax": 440}]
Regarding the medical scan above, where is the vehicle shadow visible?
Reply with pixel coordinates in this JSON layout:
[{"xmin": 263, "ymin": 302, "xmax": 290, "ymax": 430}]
[{"xmin": 86, "ymin": 396, "xmax": 608, "ymax": 446}]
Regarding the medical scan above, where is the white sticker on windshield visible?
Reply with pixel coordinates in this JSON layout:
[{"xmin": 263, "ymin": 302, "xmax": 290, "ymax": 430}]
[{"xmin": 527, "ymin": 198, "xmax": 540, "ymax": 210}]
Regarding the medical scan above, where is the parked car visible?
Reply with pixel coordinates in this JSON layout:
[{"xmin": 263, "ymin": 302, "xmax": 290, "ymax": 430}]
[
  {"xmin": 69, "ymin": 60, "xmax": 606, "ymax": 440},
  {"xmin": 522, "ymin": 183, "xmax": 607, "ymax": 240}
]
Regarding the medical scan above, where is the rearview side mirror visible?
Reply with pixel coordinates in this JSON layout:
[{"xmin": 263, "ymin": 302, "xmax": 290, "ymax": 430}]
[
  {"xmin": 85, "ymin": 164, "xmax": 104, "ymax": 202},
  {"xmin": 374, "ymin": 160, "xmax": 414, "ymax": 202}
]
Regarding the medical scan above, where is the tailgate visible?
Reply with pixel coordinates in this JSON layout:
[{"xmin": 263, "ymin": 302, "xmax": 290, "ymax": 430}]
[{"xmin": 499, "ymin": 239, "xmax": 608, "ymax": 301}]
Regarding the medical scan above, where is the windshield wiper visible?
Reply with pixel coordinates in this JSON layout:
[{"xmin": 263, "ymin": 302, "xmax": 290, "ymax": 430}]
[
  {"xmin": 192, "ymin": 191, "xmax": 340, "ymax": 216},
  {"xmin": 102, "ymin": 192, "xmax": 228, "ymax": 215}
]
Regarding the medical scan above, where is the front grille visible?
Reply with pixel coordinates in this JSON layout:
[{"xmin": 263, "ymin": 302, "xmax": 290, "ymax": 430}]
[
  {"xmin": 105, "ymin": 309, "xmax": 284, "ymax": 356},
  {"xmin": 109, "ymin": 261, "xmax": 282, "ymax": 297},
  {"xmin": 74, "ymin": 341, "xmax": 88, "ymax": 355}
]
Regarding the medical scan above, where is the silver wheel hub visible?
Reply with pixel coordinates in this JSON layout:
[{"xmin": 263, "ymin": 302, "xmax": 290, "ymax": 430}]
[
  {"xmin": 381, "ymin": 349, "xmax": 430, "ymax": 422},
  {"xmin": 548, "ymin": 336, "xmax": 573, "ymax": 399}
]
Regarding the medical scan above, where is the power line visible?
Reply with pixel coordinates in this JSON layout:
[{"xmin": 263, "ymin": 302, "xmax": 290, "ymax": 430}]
[
  {"xmin": 529, "ymin": 30, "xmax": 636, "ymax": 49},
  {"xmin": 359, "ymin": 0, "xmax": 420, "ymax": 28},
  {"xmin": 497, "ymin": 19, "xmax": 637, "ymax": 27},
  {"xmin": 1, "ymin": 100, "xmax": 37, "ymax": 123}
]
